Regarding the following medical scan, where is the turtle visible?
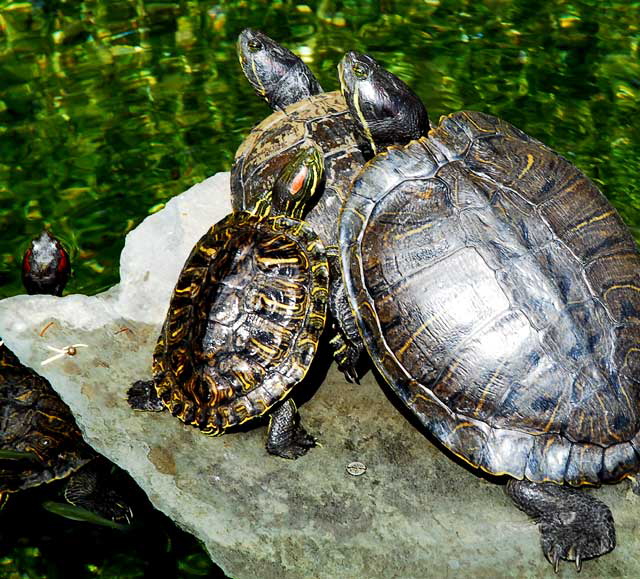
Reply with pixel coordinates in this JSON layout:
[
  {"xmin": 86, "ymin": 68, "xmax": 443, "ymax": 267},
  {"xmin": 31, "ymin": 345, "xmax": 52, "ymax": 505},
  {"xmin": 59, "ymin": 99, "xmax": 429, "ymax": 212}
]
[
  {"xmin": 0, "ymin": 339, "xmax": 132, "ymax": 523},
  {"xmin": 336, "ymin": 50, "xmax": 640, "ymax": 569},
  {"xmin": 128, "ymin": 145, "xmax": 329, "ymax": 459},
  {"xmin": 0, "ymin": 234, "xmax": 132, "ymax": 523},
  {"xmin": 233, "ymin": 30, "xmax": 428, "ymax": 381},
  {"xmin": 231, "ymin": 29, "xmax": 369, "ymax": 254},
  {"xmin": 21, "ymin": 230, "xmax": 71, "ymax": 296}
]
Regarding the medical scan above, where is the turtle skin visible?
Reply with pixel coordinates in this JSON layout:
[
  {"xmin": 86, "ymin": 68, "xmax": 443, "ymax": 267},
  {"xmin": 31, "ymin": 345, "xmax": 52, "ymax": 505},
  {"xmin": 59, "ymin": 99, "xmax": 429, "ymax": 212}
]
[
  {"xmin": 231, "ymin": 91, "xmax": 368, "ymax": 251},
  {"xmin": 339, "ymin": 110, "xmax": 640, "ymax": 566},
  {"xmin": 142, "ymin": 211, "xmax": 328, "ymax": 439}
]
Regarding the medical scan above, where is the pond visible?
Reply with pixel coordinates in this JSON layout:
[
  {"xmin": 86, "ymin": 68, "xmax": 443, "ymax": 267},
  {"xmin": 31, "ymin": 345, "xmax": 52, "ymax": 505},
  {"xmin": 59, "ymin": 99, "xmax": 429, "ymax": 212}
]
[{"xmin": 1, "ymin": 0, "xmax": 638, "ymax": 300}]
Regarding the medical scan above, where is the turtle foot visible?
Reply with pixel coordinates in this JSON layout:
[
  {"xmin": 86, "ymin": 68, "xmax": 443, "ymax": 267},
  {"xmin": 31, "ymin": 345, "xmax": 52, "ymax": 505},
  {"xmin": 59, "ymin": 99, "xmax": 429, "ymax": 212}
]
[
  {"xmin": 329, "ymin": 332, "xmax": 361, "ymax": 384},
  {"xmin": 127, "ymin": 380, "xmax": 164, "ymax": 412},
  {"xmin": 266, "ymin": 399, "xmax": 317, "ymax": 459},
  {"xmin": 506, "ymin": 479, "xmax": 615, "ymax": 572},
  {"xmin": 328, "ymin": 273, "xmax": 364, "ymax": 383},
  {"xmin": 65, "ymin": 462, "xmax": 133, "ymax": 524}
]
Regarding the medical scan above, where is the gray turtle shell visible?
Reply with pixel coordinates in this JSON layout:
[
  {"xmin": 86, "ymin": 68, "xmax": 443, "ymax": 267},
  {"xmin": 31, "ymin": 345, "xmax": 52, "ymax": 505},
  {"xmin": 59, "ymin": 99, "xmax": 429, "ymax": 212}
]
[{"xmin": 340, "ymin": 110, "xmax": 640, "ymax": 485}]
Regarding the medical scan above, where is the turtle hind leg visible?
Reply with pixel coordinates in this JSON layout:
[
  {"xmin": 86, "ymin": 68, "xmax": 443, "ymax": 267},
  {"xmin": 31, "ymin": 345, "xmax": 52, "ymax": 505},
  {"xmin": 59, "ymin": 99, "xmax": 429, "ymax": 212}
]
[
  {"xmin": 506, "ymin": 479, "xmax": 615, "ymax": 571},
  {"xmin": 127, "ymin": 380, "xmax": 164, "ymax": 412},
  {"xmin": 64, "ymin": 461, "xmax": 133, "ymax": 524},
  {"xmin": 266, "ymin": 399, "xmax": 316, "ymax": 459}
]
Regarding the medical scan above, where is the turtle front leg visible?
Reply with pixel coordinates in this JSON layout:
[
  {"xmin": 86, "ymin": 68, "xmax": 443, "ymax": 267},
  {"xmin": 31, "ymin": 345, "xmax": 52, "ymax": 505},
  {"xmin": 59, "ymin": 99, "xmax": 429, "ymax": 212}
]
[
  {"xmin": 329, "ymin": 272, "xmax": 364, "ymax": 383},
  {"xmin": 64, "ymin": 460, "xmax": 133, "ymax": 524},
  {"xmin": 266, "ymin": 399, "xmax": 316, "ymax": 459},
  {"xmin": 506, "ymin": 479, "xmax": 615, "ymax": 571},
  {"xmin": 127, "ymin": 380, "xmax": 164, "ymax": 412}
]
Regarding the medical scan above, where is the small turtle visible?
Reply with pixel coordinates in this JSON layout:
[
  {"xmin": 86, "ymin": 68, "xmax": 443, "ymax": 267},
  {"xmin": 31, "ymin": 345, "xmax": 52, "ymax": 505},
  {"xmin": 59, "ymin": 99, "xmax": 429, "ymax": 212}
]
[
  {"xmin": 128, "ymin": 146, "xmax": 329, "ymax": 459},
  {"xmin": 233, "ymin": 33, "xmax": 428, "ymax": 381},
  {"xmin": 21, "ymin": 230, "xmax": 71, "ymax": 296},
  {"xmin": 0, "ymin": 237, "xmax": 131, "ymax": 523},
  {"xmin": 337, "ymin": 51, "xmax": 640, "ymax": 569},
  {"xmin": 0, "ymin": 339, "xmax": 131, "ymax": 523}
]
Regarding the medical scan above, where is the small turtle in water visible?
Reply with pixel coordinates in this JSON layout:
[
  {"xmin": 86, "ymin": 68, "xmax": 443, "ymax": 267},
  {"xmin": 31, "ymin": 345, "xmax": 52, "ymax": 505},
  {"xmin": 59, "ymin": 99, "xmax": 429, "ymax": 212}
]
[
  {"xmin": 0, "ymin": 340, "xmax": 131, "ymax": 523},
  {"xmin": 0, "ymin": 234, "xmax": 131, "ymax": 523},
  {"xmin": 336, "ymin": 51, "xmax": 640, "ymax": 570},
  {"xmin": 22, "ymin": 230, "xmax": 71, "ymax": 296},
  {"xmin": 233, "ymin": 30, "xmax": 428, "ymax": 381},
  {"xmin": 128, "ymin": 146, "xmax": 329, "ymax": 459}
]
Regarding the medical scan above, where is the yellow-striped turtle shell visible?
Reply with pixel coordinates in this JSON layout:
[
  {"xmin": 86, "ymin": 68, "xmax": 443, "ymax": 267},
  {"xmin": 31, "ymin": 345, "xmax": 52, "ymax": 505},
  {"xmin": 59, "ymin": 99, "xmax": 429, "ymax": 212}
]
[
  {"xmin": 340, "ymin": 110, "xmax": 640, "ymax": 486},
  {"xmin": 152, "ymin": 212, "xmax": 329, "ymax": 434},
  {"xmin": 231, "ymin": 91, "xmax": 367, "ymax": 250},
  {"xmin": 0, "ymin": 340, "xmax": 94, "ymax": 494}
]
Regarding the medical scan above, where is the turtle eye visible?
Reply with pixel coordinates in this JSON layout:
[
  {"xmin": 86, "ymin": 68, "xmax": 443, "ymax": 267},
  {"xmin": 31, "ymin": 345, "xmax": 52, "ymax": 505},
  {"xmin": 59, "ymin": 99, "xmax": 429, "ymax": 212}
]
[
  {"xmin": 248, "ymin": 39, "xmax": 262, "ymax": 52},
  {"xmin": 352, "ymin": 62, "xmax": 369, "ymax": 79}
]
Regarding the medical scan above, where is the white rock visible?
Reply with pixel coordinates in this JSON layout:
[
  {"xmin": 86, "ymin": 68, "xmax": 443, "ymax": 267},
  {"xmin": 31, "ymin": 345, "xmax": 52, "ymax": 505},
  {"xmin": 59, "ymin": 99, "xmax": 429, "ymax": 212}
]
[{"xmin": 0, "ymin": 173, "xmax": 638, "ymax": 578}]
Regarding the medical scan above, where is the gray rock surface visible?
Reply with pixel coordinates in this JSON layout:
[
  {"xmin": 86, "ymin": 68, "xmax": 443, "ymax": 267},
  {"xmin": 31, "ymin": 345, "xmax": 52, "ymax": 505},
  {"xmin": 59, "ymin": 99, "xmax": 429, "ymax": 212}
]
[{"xmin": 1, "ymin": 172, "xmax": 639, "ymax": 578}]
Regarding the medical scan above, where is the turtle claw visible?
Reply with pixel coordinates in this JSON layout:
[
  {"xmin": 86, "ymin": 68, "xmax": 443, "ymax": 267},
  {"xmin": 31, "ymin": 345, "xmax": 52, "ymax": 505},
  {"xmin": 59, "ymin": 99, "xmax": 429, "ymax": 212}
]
[
  {"xmin": 543, "ymin": 545, "xmax": 561, "ymax": 574},
  {"xmin": 506, "ymin": 480, "xmax": 616, "ymax": 572},
  {"xmin": 538, "ymin": 510, "xmax": 615, "ymax": 573}
]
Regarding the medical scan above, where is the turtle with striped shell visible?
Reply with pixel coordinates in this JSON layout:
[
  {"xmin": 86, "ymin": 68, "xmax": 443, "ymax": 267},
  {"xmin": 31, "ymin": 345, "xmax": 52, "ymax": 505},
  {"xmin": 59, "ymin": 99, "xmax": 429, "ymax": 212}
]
[
  {"xmin": 0, "ymin": 233, "xmax": 131, "ymax": 523},
  {"xmin": 128, "ymin": 146, "xmax": 329, "ymax": 459},
  {"xmin": 336, "ymin": 50, "xmax": 640, "ymax": 570}
]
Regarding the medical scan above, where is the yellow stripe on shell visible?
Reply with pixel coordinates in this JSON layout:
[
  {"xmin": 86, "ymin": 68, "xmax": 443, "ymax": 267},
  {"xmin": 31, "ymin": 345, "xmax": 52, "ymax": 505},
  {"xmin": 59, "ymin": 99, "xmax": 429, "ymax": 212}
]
[
  {"xmin": 517, "ymin": 154, "xmax": 535, "ymax": 179},
  {"xmin": 570, "ymin": 210, "xmax": 615, "ymax": 233}
]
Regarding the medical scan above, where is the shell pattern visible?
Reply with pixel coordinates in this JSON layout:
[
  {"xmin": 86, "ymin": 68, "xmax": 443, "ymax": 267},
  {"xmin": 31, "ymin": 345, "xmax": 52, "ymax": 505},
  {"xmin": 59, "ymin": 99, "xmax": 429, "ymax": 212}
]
[
  {"xmin": 153, "ymin": 212, "xmax": 329, "ymax": 434},
  {"xmin": 231, "ymin": 91, "xmax": 368, "ymax": 250}
]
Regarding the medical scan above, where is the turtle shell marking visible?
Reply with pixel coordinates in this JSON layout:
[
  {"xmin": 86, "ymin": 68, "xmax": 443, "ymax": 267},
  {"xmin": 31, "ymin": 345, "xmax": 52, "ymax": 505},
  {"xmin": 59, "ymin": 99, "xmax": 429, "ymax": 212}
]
[
  {"xmin": 340, "ymin": 111, "xmax": 640, "ymax": 484},
  {"xmin": 153, "ymin": 212, "xmax": 328, "ymax": 435}
]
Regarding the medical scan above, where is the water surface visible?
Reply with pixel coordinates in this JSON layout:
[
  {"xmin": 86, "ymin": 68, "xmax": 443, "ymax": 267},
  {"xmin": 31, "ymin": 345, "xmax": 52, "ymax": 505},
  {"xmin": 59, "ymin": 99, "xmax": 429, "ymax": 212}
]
[{"xmin": 0, "ymin": 1, "xmax": 638, "ymax": 296}]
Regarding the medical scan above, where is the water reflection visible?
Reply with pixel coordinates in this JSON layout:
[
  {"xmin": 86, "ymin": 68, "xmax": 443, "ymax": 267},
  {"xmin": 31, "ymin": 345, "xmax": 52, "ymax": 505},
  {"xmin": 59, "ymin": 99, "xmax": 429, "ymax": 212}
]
[{"xmin": 0, "ymin": 0, "xmax": 638, "ymax": 297}]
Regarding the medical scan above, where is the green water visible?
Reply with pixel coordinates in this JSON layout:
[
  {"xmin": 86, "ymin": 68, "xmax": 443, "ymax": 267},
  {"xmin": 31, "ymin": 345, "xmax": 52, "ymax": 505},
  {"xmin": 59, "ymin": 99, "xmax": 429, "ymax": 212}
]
[{"xmin": 1, "ymin": 0, "xmax": 639, "ymax": 299}]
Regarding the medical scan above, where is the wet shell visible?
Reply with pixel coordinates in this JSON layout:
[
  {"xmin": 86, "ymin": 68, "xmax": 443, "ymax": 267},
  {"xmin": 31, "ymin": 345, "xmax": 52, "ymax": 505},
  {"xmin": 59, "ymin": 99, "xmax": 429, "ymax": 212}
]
[
  {"xmin": 0, "ymin": 341, "xmax": 94, "ymax": 493},
  {"xmin": 231, "ymin": 91, "xmax": 368, "ymax": 250},
  {"xmin": 340, "ymin": 110, "xmax": 640, "ymax": 486}
]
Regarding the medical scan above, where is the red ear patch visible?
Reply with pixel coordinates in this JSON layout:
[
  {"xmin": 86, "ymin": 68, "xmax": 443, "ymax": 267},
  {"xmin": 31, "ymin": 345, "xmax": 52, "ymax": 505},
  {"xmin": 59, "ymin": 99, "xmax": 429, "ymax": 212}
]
[
  {"xmin": 290, "ymin": 165, "xmax": 308, "ymax": 196},
  {"xmin": 56, "ymin": 250, "xmax": 69, "ymax": 273},
  {"xmin": 22, "ymin": 249, "xmax": 32, "ymax": 273}
]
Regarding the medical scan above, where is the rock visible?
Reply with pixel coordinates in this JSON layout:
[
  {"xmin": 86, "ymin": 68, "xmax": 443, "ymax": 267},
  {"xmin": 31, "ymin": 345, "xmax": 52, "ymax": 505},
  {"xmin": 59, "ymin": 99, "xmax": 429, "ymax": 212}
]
[{"xmin": 1, "ymin": 172, "xmax": 639, "ymax": 578}]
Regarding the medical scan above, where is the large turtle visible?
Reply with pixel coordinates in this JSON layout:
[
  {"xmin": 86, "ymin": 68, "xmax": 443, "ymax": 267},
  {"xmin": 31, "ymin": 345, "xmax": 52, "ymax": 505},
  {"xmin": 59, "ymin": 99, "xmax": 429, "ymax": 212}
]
[
  {"xmin": 337, "ymin": 51, "xmax": 640, "ymax": 569},
  {"xmin": 128, "ymin": 146, "xmax": 329, "ymax": 459},
  {"xmin": 0, "ymin": 232, "xmax": 131, "ymax": 522},
  {"xmin": 233, "ymin": 30, "xmax": 428, "ymax": 380}
]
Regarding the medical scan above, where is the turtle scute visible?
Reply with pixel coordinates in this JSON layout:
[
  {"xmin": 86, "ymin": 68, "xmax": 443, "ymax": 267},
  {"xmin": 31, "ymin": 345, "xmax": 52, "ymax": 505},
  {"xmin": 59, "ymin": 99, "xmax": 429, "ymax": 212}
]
[{"xmin": 337, "ymin": 55, "xmax": 640, "ymax": 570}]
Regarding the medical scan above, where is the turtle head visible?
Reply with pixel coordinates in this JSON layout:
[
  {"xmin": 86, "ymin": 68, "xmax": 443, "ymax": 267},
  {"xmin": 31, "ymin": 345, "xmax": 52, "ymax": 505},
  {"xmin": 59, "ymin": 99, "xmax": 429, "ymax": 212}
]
[
  {"xmin": 339, "ymin": 51, "xmax": 429, "ymax": 154},
  {"xmin": 21, "ymin": 230, "xmax": 71, "ymax": 296},
  {"xmin": 270, "ymin": 145, "xmax": 324, "ymax": 220},
  {"xmin": 237, "ymin": 29, "xmax": 323, "ymax": 111}
]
